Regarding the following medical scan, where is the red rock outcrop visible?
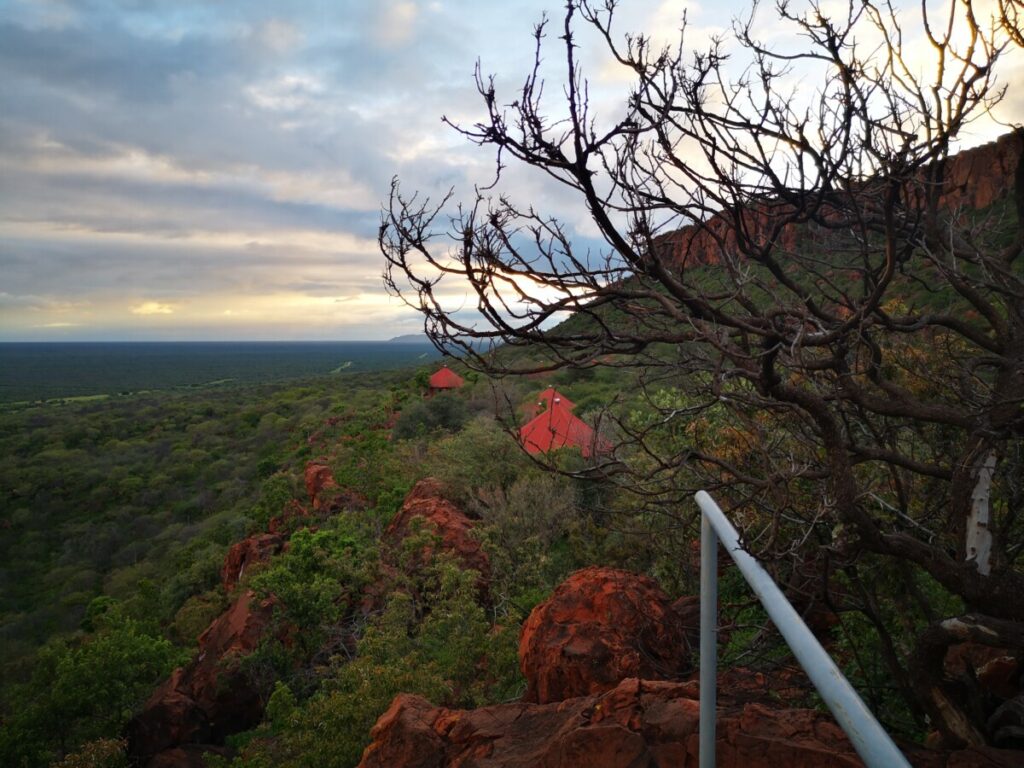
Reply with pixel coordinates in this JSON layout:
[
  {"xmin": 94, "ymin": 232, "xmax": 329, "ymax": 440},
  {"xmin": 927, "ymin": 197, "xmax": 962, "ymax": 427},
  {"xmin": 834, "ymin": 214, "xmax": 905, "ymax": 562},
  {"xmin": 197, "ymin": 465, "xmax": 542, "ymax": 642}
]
[
  {"xmin": 220, "ymin": 532, "xmax": 284, "ymax": 592},
  {"xmin": 384, "ymin": 479, "xmax": 490, "ymax": 584},
  {"xmin": 935, "ymin": 131, "xmax": 1023, "ymax": 211},
  {"xmin": 127, "ymin": 590, "xmax": 282, "ymax": 766},
  {"xmin": 304, "ymin": 459, "xmax": 367, "ymax": 515},
  {"xmin": 267, "ymin": 498, "xmax": 310, "ymax": 535},
  {"xmin": 710, "ymin": 665, "xmax": 814, "ymax": 709},
  {"xmin": 130, "ymin": 463, "xmax": 371, "ymax": 765},
  {"xmin": 519, "ymin": 566, "xmax": 693, "ymax": 704},
  {"xmin": 304, "ymin": 460, "xmax": 340, "ymax": 512},
  {"xmin": 358, "ymin": 676, "xmax": 1024, "ymax": 767}
]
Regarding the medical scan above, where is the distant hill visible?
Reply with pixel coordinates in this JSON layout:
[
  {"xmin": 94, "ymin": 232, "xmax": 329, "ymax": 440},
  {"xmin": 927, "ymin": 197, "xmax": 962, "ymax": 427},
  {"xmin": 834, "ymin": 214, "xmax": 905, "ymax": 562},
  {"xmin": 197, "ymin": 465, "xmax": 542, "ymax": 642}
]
[{"xmin": 388, "ymin": 334, "xmax": 431, "ymax": 343}]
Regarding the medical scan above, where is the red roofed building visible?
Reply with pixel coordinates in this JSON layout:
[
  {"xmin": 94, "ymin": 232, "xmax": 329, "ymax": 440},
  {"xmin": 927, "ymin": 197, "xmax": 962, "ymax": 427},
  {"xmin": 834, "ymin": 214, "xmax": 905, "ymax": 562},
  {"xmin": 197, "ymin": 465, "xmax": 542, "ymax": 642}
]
[
  {"xmin": 532, "ymin": 387, "xmax": 576, "ymax": 414},
  {"xmin": 519, "ymin": 387, "xmax": 608, "ymax": 458},
  {"xmin": 428, "ymin": 366, "xmax": 465, "ymax": 392}
]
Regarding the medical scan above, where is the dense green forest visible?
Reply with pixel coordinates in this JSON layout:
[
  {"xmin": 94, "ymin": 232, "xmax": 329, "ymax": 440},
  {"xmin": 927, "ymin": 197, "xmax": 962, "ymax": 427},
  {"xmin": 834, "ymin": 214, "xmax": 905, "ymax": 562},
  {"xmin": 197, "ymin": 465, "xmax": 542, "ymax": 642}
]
[
  {"xmin": 0, "ymin": 363, "xmax": 652, "ymax": 766},
  {"xmin": 1, "ymin": 341, "xmax": 1019, "ymax": 766},
  {"xmin": 0, "ymin": 343, "xmax": 440, "ymax": 404}
]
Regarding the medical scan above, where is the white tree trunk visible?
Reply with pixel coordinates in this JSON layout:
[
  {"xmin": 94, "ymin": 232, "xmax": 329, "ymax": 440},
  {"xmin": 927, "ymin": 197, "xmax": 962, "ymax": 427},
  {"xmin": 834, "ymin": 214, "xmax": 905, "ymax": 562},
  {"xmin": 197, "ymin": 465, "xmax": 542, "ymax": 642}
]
[{"xmin": 966, "ymin": 450, "xmax": 996, "ymax": 575}]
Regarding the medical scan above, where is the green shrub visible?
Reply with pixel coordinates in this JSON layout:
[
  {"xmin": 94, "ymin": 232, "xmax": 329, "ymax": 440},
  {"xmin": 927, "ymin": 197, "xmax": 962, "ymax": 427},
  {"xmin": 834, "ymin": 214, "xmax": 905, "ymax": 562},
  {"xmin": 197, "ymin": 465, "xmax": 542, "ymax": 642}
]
[
  {"xmin": 391, "ymin": 393, "xmax": 468, "ymax": 440},
  {"xmin": 227, "ymin": 559, "xmax": 501, "ymax": 768},
  {"xmin": 249, "ymin": 523, "xmax": 378, "ymax": 656},
  {"xmin": 0, "ymin": 616, "xmax": 185, "ymax": 767}
]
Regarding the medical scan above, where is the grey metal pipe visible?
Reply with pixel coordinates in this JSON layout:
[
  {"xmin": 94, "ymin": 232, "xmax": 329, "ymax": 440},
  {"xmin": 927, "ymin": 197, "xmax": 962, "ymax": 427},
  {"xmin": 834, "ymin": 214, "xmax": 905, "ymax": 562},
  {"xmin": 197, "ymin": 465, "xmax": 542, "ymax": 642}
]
[
  {"xmin": 699, "ymin": 511, "xmax": 718, "ymax": 768},
  {"xmin": 695, "ymin": 490, "xmax": 912, "ymax": 768}
]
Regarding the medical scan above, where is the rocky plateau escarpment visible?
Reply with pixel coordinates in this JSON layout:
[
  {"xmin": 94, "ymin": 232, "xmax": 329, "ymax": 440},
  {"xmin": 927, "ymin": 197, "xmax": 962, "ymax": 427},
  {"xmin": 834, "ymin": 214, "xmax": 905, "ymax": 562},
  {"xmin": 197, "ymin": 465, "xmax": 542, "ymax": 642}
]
[
  {"xmin": 127, "ymin": 466, "xmax": 1023, "ymax": 767},
  {"xmin": 128, "ymin": 589, "xmax": 283, "ymax": 766},
  {"xmin": 656, "ymin": 131, "xmax": 1023, "ymax": 268},
  {"xmin": 127, "ymin": 459, "xmax": 351, "ymax": 767}
]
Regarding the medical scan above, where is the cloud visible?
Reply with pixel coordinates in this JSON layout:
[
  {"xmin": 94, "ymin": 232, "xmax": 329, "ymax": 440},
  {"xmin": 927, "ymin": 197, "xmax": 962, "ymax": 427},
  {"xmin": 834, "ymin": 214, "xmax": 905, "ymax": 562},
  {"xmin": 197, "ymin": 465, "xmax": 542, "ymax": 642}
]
[
  {"xmin": 131, "ymin": 301, "xmax": 176, "ymax": 315},
  {"xmin": 373, "ymin": 1, "xmax": 420, "ymax": 47},
  {"xmin": 245, "ymin": 73, "xmax": 325, "ymax": 112},
  {"xmin": 257, "ymin": 19, "xmax": 302, "ymax": 53},
  {"xmin": 2, "ymin": 0, "xmax": 1021, "ymax": 341}
]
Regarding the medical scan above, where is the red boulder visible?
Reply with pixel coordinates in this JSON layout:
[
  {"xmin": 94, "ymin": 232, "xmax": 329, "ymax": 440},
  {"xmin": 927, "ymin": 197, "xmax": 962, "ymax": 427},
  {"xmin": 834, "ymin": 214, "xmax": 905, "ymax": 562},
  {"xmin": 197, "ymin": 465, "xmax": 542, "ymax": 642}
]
[
  {"xmin": 519, "ymin": 566, "xmax": 694, "ymax": 704},
  {"xmin": 220, "ymin": 533, "xmax": 284, "ymax": 591},
  {"xmin": 128, "ymin": 670, "xmax": 208, "ymax": 756},
  {"xmin": 304, "ymin": 460, "xmax": 367, "ymax": 515},
  {"xmin": 304, "ymin": 460, "xmax": 340, "ymax": 511}
]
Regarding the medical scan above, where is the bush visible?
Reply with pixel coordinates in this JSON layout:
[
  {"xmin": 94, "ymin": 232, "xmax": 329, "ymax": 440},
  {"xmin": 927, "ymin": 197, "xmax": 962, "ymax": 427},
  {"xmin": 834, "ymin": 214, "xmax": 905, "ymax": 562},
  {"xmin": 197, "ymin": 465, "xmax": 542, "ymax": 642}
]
[
  {"xmin": 391, "ymin": 393, "xmax": 467, "ymax": 440},
  {"xmin": 249, "ymin": 522, "xmax": 378, "ymax": 656},
  {"xmin": 225, "ymin": 558, "xmax": 504, "ymax": 768},
  {"xmin": 473, "ymin": 472, "xmax": 580, "ymax": 618},
  {"xmin": 412, "ymin": 416, "xmax": 532, "ymax": 505},
  {"xmin": 0, "ymin": 616, "xmax": 185, "ymax": 767}
]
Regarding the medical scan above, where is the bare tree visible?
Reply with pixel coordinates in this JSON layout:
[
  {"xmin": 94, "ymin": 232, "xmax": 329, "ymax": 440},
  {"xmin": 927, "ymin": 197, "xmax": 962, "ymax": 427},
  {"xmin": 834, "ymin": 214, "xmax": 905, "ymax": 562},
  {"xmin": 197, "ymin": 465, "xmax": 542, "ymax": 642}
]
[{"xmin": 381, "ymin": 0, "xmax": 1024, "ymax": 745}]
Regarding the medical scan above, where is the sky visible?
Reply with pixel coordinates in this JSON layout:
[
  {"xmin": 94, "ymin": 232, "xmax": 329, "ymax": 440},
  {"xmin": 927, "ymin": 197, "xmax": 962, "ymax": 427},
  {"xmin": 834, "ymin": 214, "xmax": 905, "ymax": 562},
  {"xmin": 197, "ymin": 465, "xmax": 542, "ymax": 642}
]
[{"xmin": 1, "ymin": 0, "xmax": 1021, "ymax": 341}]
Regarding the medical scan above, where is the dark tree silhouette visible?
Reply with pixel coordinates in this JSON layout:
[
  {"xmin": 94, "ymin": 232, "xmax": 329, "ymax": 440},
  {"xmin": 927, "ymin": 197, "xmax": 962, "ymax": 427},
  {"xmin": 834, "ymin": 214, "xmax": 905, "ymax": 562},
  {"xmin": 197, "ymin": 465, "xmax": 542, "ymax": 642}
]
[{"xmin": 382, "ymin": 0, "xmax": 1024, "ymax": 745}]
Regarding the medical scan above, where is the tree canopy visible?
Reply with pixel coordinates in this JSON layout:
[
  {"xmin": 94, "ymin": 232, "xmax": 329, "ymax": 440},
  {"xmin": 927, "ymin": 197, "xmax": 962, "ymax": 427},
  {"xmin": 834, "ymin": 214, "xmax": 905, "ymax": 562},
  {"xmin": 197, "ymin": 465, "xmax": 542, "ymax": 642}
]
[{"xmin": 382, "ymin": 0, "xmax": 1024, "ymax": 746}]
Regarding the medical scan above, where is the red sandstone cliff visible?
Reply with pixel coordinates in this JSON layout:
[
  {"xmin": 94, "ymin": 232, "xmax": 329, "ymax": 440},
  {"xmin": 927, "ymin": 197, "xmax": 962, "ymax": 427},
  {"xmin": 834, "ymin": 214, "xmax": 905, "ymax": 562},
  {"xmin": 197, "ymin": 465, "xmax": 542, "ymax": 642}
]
[
  {"xmin": 127, "ymin": 460, "xmax": 347, "ymax": 766},
  {"xmin": 656, "ymin": 131, "xmax": 1022, "ymax": 268}
]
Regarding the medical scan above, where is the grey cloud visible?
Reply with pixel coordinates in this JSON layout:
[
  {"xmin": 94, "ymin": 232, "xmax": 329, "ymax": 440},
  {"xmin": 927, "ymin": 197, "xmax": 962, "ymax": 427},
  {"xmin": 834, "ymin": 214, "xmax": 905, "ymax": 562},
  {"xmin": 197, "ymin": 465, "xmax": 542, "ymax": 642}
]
[
  {"xmin": 0, "ymin": 232, "xmax": 381, "ymax": 299},
  {"xmin": 1, "ymin": 166, "xmax": 380, "ymax": 237},
  {"xmin": 0, "ymin": 0, "xmax": 592, "ymax": 339},
  {"xmin": 0, "ymin": 21, "xmax": 235, "ymax": 104}
]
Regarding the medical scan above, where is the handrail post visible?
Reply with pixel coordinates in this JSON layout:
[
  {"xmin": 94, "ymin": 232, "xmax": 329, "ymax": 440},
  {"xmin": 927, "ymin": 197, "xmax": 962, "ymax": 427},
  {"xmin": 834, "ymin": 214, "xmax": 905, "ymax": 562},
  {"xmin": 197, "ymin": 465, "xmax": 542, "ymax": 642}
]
[
  {"xmin": 699, "ymin": 510, "xmax": 718, "ymax": 768},
  {"xmin": 694, "ymin": 491, "xmax": 912, "ymax": 768}
]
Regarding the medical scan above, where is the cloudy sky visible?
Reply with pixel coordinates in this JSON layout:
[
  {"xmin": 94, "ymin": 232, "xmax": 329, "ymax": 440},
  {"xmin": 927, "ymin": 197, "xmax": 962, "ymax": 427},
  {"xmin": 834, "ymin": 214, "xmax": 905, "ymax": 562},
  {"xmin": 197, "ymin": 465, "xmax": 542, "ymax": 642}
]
[{"xmin": 1, "ymin": 0, "xmax": 1021, "ymax": 341}]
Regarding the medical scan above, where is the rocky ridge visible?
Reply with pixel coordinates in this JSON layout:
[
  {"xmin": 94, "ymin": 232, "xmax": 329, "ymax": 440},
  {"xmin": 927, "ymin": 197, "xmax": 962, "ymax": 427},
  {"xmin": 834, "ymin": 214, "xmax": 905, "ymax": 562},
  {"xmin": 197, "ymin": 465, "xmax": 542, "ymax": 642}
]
[
  {"xmin": 358, "ymin": 566, "xmax": 1023, "ymax": 768},
  {"xmin": 127, "ymin": 470, "xmax": 488, "ymax": 767},
  {"xmin": 127, "ymin": 467, "xmax": 1023, "ymax": 767}
]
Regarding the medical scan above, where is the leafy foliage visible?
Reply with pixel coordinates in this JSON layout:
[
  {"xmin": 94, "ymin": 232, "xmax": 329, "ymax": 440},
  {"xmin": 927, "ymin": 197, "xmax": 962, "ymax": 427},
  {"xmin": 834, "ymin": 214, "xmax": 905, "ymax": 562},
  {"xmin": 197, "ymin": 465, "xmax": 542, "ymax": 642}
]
[
  {"xmin": 249, "ymin": 523, "xmax": 378, "ymax": 657},
  {"xmin": 0, "ymin": 613, "xmax": 184, "ymax": 766},
  {"xmin": 223, "ymin": 557, "xmax": 511, "ymax": 768},
  {"xmin": 391, "ymin": 392, "xmax": 468, "ymax": 440}
]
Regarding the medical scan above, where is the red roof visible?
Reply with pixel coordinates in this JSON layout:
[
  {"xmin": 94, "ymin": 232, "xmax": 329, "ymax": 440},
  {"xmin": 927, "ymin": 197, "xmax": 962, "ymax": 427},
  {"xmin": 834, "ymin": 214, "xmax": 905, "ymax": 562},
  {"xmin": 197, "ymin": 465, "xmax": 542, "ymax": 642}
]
[
  {"xmin": 519, "ymin": 388, "xmax": 607, "ymax": 457},
  {"xmin": 428, "ymin": 366, "xmax": 464, "ymax": 389},
  {"xmin": 534, "ymin": 387, "xmax": 575, "ymax": 413}
]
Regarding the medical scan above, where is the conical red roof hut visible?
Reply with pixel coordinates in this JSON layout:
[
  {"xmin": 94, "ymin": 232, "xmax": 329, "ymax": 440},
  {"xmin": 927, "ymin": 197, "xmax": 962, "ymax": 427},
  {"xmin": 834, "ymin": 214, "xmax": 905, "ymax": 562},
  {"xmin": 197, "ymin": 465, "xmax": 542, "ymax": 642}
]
[
  {"xmin": 428, "ymin": 366, "xmax": 465, "ymax": 391},
  {"xmin": 519, "ymin": 387, "xmax": 607, "ymax": 458},
  {"xmin": 533, "ymin": 387, "xmax": 576, "ymax": 413}
]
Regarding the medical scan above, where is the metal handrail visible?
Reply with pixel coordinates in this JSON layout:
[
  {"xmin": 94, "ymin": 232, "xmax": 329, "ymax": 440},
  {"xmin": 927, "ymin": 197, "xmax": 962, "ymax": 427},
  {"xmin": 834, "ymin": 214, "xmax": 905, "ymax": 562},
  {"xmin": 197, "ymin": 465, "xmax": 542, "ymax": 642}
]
[{"xmin": 696, "ymin": 490, "xmax": 912, "ymax": 768}]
